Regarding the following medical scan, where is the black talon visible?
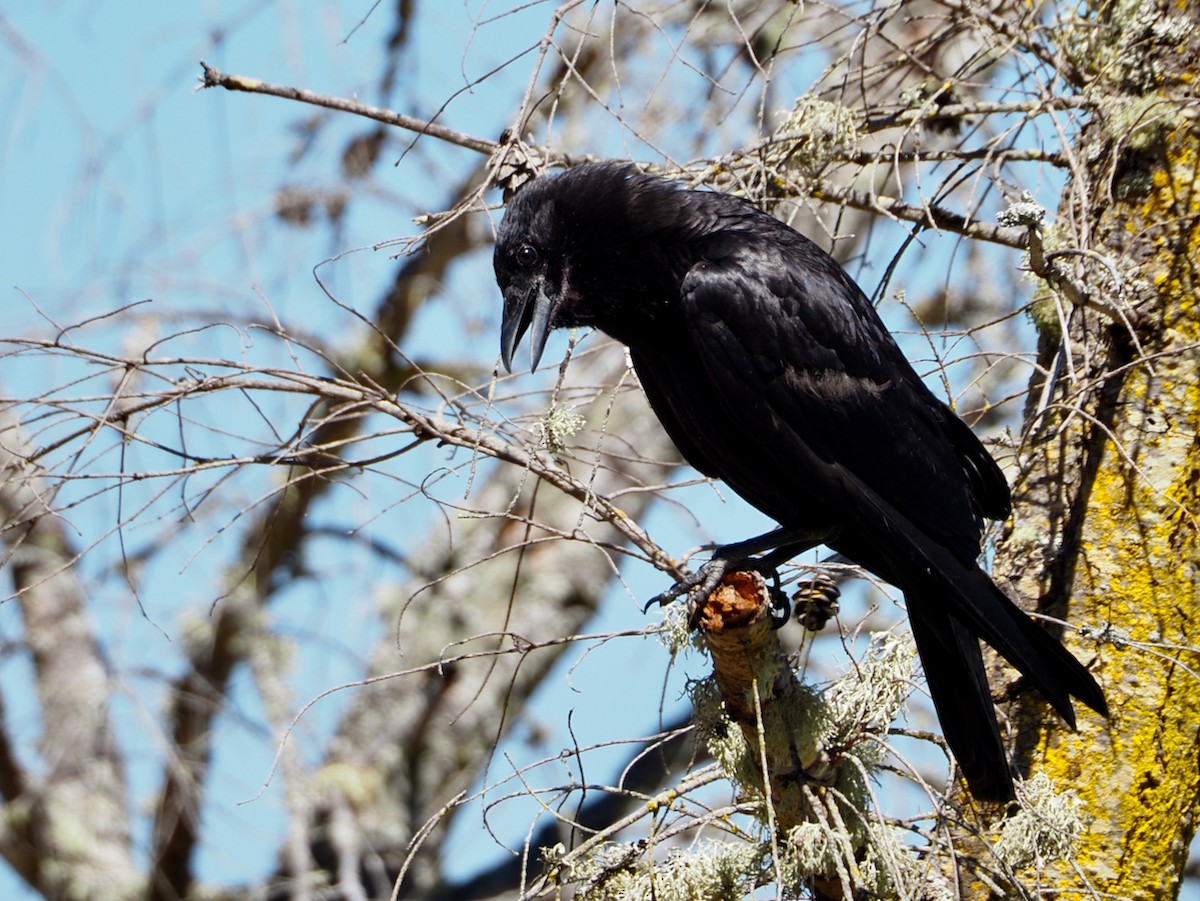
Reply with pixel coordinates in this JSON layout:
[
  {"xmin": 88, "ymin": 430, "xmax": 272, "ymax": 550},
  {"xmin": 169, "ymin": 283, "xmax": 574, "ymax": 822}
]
[
  {"xmin": 767, "ymin": 587, "xmax": 791, "ymax": 628},
  {"xmin": 646, "ymin": 547, "xmax": 796, "ymax": 626},
  {"xmin": 644, "ymin": 531, "xmax": 831, "ymax": 623},
  {"xmin": 643, "ymin": 555, "xmax": 734, "ymax": 614},
  {"xmin": 762, "ymin": 567, "xmax": 792, "ymax": 629},
  {"xmin": 643, "ymin": 544, "xmax": 725, "ymax": 609}
]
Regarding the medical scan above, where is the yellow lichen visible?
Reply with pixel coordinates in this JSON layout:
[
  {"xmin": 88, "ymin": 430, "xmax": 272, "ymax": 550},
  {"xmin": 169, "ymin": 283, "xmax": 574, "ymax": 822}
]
[
  {"xmin": 1012, "ymin": 120, "xmax": 1200, "ymax": 898},
  {"xmin": 1033, "ymin": 375, "xmax": 1200, "ymax": 895}
]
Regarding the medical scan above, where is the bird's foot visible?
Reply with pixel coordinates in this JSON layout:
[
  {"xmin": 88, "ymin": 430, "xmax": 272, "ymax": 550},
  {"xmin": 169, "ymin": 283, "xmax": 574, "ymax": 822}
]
[
  {"xmin": 646, "ymin": 552, "xmax": 790, "ymax": 628},
  {"xmin": 644, "ymin": 554, "xmax": 732, "ymax": 613}
]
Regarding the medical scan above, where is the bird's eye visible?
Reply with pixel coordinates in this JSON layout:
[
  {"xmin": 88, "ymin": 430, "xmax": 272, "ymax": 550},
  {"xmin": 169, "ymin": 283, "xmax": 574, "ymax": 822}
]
[{"xmin": 515, "ymin": 244, "xmax": 539, "ymax": 267}]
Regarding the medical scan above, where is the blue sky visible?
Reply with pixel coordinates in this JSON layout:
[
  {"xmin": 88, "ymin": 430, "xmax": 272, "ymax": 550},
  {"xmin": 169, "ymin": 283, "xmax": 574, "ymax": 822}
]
[
  {"xmin": 1, "ymin": 4, "xmax": 775, "ymax": 892},
  {"xmin": 2, "ymin": 3, "xmax": 531, "ymax": 892}
]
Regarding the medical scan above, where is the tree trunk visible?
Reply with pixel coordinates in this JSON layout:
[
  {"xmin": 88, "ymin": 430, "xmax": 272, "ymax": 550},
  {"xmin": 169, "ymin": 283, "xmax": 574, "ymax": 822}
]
[
  {"xmin": 0, "ymin": 415, "xmax": 140, "ymax": 900},
  {"xmin": 979, "ymin": 8, "xmax": 1200, "ymax": 895}
]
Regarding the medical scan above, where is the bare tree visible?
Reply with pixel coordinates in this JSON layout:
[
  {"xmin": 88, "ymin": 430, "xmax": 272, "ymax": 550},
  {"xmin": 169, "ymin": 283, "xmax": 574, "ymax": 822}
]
[{"xmin": 1, "ymin": 1, "xmax": 1197, "ymax": 899}]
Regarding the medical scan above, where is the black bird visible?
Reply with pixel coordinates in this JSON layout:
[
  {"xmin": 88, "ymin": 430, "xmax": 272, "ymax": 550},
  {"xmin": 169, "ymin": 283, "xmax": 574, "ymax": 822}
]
[{"xmin": 493, "ymin": 161, "xmax": 1106, "ymax": 801}]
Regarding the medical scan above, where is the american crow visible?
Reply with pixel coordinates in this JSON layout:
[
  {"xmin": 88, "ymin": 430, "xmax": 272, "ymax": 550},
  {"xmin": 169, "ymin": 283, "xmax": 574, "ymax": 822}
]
[{"xmin": 493, "ymin": 161, "xmax": 1105, "ymax": 801}]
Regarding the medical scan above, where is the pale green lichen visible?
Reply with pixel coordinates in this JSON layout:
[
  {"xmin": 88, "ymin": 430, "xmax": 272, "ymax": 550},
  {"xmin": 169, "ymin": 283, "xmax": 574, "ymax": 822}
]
[
  {"xmin": 655, "ymin": 615, "xmax": 923, "ymax": 896},
  {"xmin": 556, "ymin": 825, "xmax": 916, "ymax": 901},
  {"xmin": 1058, "ymin": 0, "xmax": 1191, "ymax": 93},
  {"xmin": 997, "ymin": 200, "xmax": 1048, "ymax": 229},
  {"xmin": 658, "ymin": 599, "xmax": 706, "ymax": 657},
  {"xmin": 776, "ymin": 816, "xmax": 909, "ymax": 899},
  {"xmin": 824, "ymin": 632, "xmax": 915, "ymax": 762},
  {"xmin": 768, "ymin": 96, "xmax": 858, "ymax": 184},
  {"xmin": 534, "ymin": 403, "xmax": 586, "ymax": 453},
  {"xmin": 688, "ymin": 675, "xmax": 760, "ymax": 790},
  {"xmin": 562, "ymin": 839, "xmax": 765, "ymax": 901},
  {"xmin": 686, "ymin": 632, "xmax": 914, "ymax": 805},
  {"xmin": 1096, "ymin": 90, "xmax": 1181, "ymax": 152},
  {"xmin": 783, "ymin": 821, "xmax": 849, "ymax": 880},
  {"xmin": 695, "ymin": 633, "xmax": 914, "ymax": 894},
  {"xmin": 993, "ymin": 773, "xmax": 1085, "ymax": 870}
]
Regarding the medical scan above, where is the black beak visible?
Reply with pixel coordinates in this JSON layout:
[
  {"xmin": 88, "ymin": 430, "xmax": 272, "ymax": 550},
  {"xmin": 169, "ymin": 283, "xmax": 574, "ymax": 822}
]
[{"xmin": 500, "ymin": 280, "xmax": 554, "ymax": 373}]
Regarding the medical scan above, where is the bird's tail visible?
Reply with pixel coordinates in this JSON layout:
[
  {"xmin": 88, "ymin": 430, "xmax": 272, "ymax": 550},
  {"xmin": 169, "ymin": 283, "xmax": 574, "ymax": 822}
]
[
  {"xmin": 905, "ymin": 590, "xmax": 1013, "ymax": 801},
  {"xmin": 913, "ymin": 550, "xmax": 1107, "ymax": 726},
  {"xmin": 839, "ymin": 508, "xmax": 1106, "ymax": 800}
]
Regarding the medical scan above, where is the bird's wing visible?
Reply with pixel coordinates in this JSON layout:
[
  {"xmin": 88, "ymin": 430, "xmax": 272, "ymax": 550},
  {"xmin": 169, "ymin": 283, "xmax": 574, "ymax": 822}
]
[
  {"xmin": 676, "ymin": 227, "xmax": 1105, "ymax": 726},
  {"xmin": 678, "ymin": 227, "xmax": 988, "ymax": 558}
]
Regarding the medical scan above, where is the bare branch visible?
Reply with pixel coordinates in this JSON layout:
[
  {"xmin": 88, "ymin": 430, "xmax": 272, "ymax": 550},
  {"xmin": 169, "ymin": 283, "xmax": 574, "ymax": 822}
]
[{"xmin": 198, "ymin": 61, "xmax": 499, "ymax": 156}]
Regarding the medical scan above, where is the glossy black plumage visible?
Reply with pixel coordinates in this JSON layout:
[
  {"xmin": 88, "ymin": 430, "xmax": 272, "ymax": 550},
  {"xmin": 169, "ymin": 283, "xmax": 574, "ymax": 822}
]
[{"xmin": 493, "ymin": 161, "xmax": 1105, "ymax": 801}]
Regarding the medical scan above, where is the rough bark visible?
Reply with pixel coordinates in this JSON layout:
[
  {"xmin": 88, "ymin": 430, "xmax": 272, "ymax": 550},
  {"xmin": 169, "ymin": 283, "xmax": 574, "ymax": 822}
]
[
  {"xmin": 0, "ymin": 415, "xmax": 141, "ymax": 900},
  {"xmin": 974, "ymin": 5, "xmax": 1200, "ymax": 895}
]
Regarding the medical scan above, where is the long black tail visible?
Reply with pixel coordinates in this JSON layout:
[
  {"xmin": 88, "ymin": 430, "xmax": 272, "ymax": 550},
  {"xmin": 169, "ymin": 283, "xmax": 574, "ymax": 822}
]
[
  {"xmin": 915, "ymin": 551, "xmax": 1107, "ymax": 726},
  {"xmin": 836, "ymin": 508, "xmax": 1106, "ymax": 801},
  {"xmin": 906, "ymin": 591, "xmax": 1014, "ymax": 801},
  {"xmin": 895, "ymin": 558, "xmax": 1104, "ymax": 800}
]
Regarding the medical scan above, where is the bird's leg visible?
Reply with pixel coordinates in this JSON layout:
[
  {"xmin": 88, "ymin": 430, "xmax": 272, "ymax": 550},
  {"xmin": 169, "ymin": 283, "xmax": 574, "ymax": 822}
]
[
  {"xmin": 646, "ymin": 529, "xmax": 819, "ymax": 608},
  {"xmin": 646, "ymin": 527, "xmax": 833, "ymax": 625}
]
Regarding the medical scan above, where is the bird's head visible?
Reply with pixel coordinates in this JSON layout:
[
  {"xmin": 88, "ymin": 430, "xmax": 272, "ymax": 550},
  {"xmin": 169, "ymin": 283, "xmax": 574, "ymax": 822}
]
[
  {"xmin": 494, "ymin": 162, "xmax": 693, "ymax": 371},
  {"xmin": 493, "ymin": 175, "xmax": 570, "ymax": 373}
]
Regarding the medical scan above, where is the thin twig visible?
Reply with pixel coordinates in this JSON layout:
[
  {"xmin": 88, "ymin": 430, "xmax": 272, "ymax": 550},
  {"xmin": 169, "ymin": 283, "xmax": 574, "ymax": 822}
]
[{"xmin": 198, "ymin": 61, "xmax": 499, "ymax": 156}]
